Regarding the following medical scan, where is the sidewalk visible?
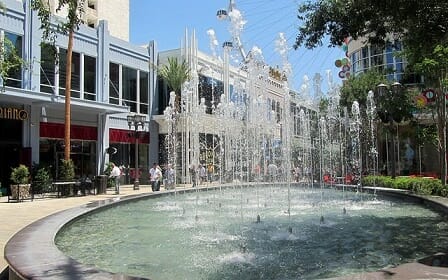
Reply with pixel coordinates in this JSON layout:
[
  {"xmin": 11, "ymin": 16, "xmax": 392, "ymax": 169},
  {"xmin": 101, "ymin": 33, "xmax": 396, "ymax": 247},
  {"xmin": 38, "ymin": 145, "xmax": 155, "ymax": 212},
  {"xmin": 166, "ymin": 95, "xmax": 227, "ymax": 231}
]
[{"xmin": 0, "ymin": 184, "xmax": 155, "ymax": 274}]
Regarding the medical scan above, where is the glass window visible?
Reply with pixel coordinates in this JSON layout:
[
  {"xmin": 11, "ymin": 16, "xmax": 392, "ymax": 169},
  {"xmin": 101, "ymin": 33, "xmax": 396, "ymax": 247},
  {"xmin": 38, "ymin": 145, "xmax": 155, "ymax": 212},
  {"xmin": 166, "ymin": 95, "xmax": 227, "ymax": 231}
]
[
  {"xmin": 40, "ymin": 43, "xmax": 56, "ymax": 94},
  {"xmin": 84, "ymin": 55, "xmax": 96, "ymax": 101},
  {"xmin": 198, "ymin": 74, "xmax": 224, "ymax": 114},
  {"xmin": 122, "ymin": 66, "xmax": 137, "ymax": 112},
  {"xmin": 39, "ymin": 139, "xmax": 96, "ymax": 179},
  {"xmin": 139, "ymin": 71, "xmax": 149, "ymax": 114},
  {"xmin": 370, "ymin": 45, "xmax": 384, "ymax": 68},
  {"xmin": 351, "ymin": 50, "xmax": 361, "ymax": 74},
  {"xmin": 361, "ymin": 47, "xmax": 369, "ymax": 71},
  {"xmin": 4, "ymin": 32, "xmax": 23, "ymax": 88},
  {"xmin": 109, "ymin": 62, "xmax": 119, "ymax": 105},
  {"xmin": 59, "ymin": 49, "xmax": 81, "ymax": 98}
]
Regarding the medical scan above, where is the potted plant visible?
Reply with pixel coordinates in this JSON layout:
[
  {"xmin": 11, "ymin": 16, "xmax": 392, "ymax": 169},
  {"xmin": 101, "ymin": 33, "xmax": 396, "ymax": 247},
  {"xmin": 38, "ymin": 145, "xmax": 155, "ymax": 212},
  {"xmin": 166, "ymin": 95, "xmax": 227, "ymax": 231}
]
[
  {"xmin": 10, "ymin": 164, "xmax": 31, "ymax": 201},
  {"xmin": 104, "ymin": 162, "xmax": 115, "ymax": 189},
  {"xmin": 32, "ymin": 164, "xmax": 51, "ymax": 196},
  {"xmin": 58, "ymin": 159, "xmax": 75, "ymax": 196}
]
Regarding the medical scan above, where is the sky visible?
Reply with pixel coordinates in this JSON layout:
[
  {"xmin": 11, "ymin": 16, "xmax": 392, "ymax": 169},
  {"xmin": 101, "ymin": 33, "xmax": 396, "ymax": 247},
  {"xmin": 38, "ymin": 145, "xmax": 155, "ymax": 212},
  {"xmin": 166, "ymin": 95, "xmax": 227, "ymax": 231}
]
[{"xmin": 129, "ymin": 0, "xmax": 345, "ymax": 94}]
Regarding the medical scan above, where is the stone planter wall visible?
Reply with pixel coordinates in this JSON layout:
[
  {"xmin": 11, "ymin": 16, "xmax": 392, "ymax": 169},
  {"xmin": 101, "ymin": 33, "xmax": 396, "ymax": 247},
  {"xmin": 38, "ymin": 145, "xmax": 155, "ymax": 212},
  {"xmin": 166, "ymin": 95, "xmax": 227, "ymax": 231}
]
[{"xmin": 10, "ymin": 184, "xmax": 32, "ymax": 202}]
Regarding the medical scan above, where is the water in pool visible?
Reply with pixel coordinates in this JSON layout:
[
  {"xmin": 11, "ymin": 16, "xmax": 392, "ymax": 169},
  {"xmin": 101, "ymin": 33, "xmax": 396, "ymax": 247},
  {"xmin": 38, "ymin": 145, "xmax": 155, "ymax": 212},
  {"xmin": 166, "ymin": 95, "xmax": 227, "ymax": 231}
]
[{"xmin": 56, "ymin": 185, "xmax": 448, "ymax": 279}]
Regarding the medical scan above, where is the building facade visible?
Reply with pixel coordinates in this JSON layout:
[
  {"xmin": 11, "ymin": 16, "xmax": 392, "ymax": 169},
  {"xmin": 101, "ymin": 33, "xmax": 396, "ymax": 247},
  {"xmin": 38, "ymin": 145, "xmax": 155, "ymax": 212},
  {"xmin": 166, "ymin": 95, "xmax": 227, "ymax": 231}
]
[
  {"xmin": 0, "ymin": 0, "xmax": 156, "ymax": 189},
  {"xmin": 347, "ymin": 38, "xmax": 437, "ymax": 177},
  {"xmin": 47, "ymin": 0, "xmax": 129, "ymax": 41}
]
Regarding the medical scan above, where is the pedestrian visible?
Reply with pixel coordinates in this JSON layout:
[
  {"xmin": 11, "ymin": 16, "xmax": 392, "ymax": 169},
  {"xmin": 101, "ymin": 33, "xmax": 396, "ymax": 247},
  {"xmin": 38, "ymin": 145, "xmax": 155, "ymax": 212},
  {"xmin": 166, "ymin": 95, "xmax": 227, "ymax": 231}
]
[
  {"xmin": 294, "ymin": 166, "xmax": 300, "ymax": 182},
  {"xmin": 149, "ymin": 163, "xmax": 162, "ymax": 191},
  {"xmin": 189, "ymin": 163, "xmax": 197, "ymax": 187},
  {"xmin": 165, "ymin": 164, "xmax": 175, "ymax": 190},
  {"xmin": 109, "ymin": 162, "xmax": 121, "ymax": 194},
  {"xmin": 156, "ymin": 164, "xmax": 163, "ymax": 191},
  {"xmin": 198, "ymin": 164, "xmax": 207, "ymax": 185},
  {"xmin": 207, "ymin": 163, "xmax": 214, "ymax": 182},
  {"xmin": 267, "ymin": 162, "xmax": 278, "ymax": 182}
]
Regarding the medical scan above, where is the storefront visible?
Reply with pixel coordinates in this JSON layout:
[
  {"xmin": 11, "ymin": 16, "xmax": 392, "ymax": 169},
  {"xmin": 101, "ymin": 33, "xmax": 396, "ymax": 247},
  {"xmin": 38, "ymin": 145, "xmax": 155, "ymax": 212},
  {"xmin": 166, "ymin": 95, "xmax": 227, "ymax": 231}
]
[
  {"xmin": 108, "ymin": 128, "xmax": 150, "ymax": 184},
  {"xmin": 39, "ymin": 122, "xmax": 98, "ymax": 180},
  {"xmin": 0, "ymin": 105, "xmax": 29, "ymax": 192}
]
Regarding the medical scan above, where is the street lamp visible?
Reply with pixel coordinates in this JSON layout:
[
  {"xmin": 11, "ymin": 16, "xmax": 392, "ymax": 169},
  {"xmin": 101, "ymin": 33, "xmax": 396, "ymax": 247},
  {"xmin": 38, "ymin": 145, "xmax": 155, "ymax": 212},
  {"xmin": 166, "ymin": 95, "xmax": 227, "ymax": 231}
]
[
  {"xmin": 127, "ymin": 114, "xmax": 146, "ymax": 190},
  {"xmin": 375, "ymin": 82, "xmax": 402, "ymax": 178}
]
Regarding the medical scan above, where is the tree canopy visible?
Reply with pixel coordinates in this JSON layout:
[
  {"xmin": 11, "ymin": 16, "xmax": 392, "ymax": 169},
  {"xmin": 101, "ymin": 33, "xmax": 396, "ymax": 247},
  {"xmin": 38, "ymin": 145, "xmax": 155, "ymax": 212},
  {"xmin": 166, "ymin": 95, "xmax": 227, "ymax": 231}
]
[
  {"xmin": 158, "ymin": 57, "xmax": 190, "ymax": 94},
  {"xmin": 295, "ymin": 0, "xmax": 448, "ymax": 65}
]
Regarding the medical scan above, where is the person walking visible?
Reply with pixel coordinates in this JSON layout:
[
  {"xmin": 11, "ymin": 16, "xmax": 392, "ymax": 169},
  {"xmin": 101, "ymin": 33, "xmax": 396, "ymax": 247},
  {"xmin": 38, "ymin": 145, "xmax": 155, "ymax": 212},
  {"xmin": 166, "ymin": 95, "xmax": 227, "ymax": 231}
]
[
  {"xmin": 149, "ymin": 163, "xmax": 162, "ymax": 191},
  {"xmin": 198, "ymin": 164, "xmax": 207, "ymax": 185},
  {"xmin": 109, "ymin": 163, "xmax": 121, "ymax": 194},
  {"xmin": 189, "ymin": 163, "xmax": 197, "ymax": 187},
  {"xmin": 165, "ymin": 164, "xmax": 175, "ymax": 190}
]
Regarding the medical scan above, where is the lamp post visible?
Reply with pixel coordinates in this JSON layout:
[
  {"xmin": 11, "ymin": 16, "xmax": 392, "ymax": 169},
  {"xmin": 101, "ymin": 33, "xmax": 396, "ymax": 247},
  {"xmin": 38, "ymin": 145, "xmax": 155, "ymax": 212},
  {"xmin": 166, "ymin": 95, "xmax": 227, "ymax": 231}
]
[
  {"xmin": 375, "ymin": 82, "xmax": 402, "ymax": 179},
  {"xmin": 127, "ymin": 114, "xmax": 146, "ymax": 190}
]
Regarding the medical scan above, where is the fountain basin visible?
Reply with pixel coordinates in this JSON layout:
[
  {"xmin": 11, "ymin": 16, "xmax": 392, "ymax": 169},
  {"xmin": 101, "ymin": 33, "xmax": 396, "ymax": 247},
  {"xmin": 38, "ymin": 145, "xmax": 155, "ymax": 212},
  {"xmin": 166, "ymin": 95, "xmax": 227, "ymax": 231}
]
[{"xmin": 5, "ymin": 184, "xmax": 448, "ymax": 279}]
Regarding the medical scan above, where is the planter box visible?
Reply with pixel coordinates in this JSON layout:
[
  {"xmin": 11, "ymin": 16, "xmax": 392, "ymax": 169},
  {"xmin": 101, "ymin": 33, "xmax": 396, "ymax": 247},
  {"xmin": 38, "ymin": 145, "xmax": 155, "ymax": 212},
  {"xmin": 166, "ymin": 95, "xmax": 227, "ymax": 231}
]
[{"xmin": 9, "ymin": 184, "xmax": 32, "ymax": 202}]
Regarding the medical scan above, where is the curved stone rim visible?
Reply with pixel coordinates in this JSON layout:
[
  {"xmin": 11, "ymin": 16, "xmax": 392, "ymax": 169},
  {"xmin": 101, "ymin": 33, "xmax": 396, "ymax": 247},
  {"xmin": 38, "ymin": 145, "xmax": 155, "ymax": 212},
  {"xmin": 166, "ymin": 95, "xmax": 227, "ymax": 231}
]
[{"xmin": 5, "ymin": 185, "xmax": 448, "ymax": 279}]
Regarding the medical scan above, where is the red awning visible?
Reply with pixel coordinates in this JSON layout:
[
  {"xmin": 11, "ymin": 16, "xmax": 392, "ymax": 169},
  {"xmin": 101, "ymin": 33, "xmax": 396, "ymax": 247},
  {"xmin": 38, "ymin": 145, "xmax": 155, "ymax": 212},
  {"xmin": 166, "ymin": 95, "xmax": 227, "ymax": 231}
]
[
  {"xmin": 109, "ymin": 128, "xmax": 149, "ymax": 144},
  {"xmin": 40, "ymin": 123, "xmax": 149, "ymax": 144},
  {"xmin": 40, "ymin": 122, "xmax": 97, "ymax": 140}
]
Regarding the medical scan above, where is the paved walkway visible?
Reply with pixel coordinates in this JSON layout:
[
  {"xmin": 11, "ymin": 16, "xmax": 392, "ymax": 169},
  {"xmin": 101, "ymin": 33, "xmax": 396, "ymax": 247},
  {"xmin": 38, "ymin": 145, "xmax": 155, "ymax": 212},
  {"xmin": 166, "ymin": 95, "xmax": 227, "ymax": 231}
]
[{"xmin": 0, "ymin": 184, "xmax": 155, "ymax": 273}]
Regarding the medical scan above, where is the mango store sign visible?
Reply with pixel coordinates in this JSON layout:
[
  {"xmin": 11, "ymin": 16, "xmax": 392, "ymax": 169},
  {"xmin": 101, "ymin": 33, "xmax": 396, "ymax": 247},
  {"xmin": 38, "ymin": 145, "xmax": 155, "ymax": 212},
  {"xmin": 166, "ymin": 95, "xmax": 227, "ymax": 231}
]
[{"xmin": 0, "ymin": 106, "xmax": 28, "ymax": 120}]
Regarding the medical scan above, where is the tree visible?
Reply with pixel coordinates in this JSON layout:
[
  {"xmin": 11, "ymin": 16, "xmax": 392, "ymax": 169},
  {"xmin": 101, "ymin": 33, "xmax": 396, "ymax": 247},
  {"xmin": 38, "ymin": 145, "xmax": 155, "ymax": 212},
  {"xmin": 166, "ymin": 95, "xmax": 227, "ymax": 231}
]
[
  {"xmin": 340, "ymin": 70, "xmax": 414, "ymax": 178},
  {"xmin": 295, "ymin": 0, "xmax": 448, "ymax": 182},
  {"xmin": 294, "ymin": 0, "xmax": 448, "ymax": 55},
  {"xmin": 340, "ymin": 70, "xmax": 385, "ymax": 109},
  {"xmin": 158, "ymin": 57, "xmax": 190, "ymax": 111},
  {"xmin": 31, "ymin": 0, "xmax": 84, "ymax": 161},
  {"xmin": 414, "ymin": 44, "xmax": 448, "ymax": 184}
]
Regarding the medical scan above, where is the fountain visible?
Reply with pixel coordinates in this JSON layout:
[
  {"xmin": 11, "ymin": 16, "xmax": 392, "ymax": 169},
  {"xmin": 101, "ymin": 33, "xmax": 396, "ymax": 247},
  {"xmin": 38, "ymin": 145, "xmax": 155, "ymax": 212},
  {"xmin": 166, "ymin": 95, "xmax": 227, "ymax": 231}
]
[
  {"xmin": 6, "ymin": 1, "xmax": 448, "ymax": 280},
  {"xmin": 55, "ymin": 186, "xmax": 448, "ymax": 279}
]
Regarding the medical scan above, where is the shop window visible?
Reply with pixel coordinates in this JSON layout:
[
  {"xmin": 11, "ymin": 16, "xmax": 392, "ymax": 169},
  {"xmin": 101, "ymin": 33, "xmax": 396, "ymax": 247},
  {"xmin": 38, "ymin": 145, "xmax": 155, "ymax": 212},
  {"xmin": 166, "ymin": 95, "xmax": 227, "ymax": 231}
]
[
  {"xmin": 122, "ymin": 66, "xmax": 137, "ymax": 112},
  {"xmin": 198, "ymin": 74, "xmax": 224, "ymax": 114},
  {"xmin": 4, "ymin": 32, "xmax": 23, "ymax": 88},
  {"xmin": 40, "ymin": 43, "xmax": 56, "ymax": 94},
  {"xmin": 139, "ymin": 71, "xmax": 149, "ymax": 114},
  {"xmin": 59, "ymin": 49, "xmax": 81, "ymax": 98},
  {"xmin": 39, "ymin": 139, "xmax": 96, "ymax": 179},
  {"xmin": 84, "ymin": 55, "xmax": 96, "ymax": 101},
  {"xmin": 109, "ymin": 62, "xmax": 119, "ymax": 105}
]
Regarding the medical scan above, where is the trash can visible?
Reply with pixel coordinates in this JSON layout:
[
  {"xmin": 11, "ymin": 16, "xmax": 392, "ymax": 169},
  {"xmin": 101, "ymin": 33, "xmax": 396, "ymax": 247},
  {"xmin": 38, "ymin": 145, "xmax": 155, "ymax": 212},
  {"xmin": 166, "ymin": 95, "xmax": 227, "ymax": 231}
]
[{"xmin": 95, "ymin": 175, "xmax": 108, "ymax": 194}]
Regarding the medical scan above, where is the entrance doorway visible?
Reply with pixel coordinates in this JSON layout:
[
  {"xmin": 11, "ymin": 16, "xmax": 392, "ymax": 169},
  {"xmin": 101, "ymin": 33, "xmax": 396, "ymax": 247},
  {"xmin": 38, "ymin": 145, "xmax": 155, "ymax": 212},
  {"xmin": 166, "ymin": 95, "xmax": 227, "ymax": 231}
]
[{"xmin": 0, "ymin": 119, "xmax": 22, "ymax": 191}]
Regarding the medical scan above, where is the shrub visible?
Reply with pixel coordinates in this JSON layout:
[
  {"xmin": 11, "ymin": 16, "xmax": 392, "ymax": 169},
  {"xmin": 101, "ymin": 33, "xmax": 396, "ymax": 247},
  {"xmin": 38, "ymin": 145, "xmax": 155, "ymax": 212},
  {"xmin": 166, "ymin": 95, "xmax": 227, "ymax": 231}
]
[
  {"xmin": 59, "ymin": 159, "xmax": 75, "ymax": 181},
  {"xmin": 362, "ymin": 175, "xmax": 446, "ymax": 197},
  {"xmin": 32, "ymin": 164, "xmax": 52, "ymax": 194},
  {"xmin": 10, "ymin": 164, "xmax": 30, "ymax": 184}
]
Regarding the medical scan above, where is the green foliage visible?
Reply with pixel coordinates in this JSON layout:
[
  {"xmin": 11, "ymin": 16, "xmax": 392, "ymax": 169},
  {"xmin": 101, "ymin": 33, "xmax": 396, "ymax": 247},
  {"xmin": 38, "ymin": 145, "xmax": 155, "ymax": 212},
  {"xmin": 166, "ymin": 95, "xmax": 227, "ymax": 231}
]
[
  {"xmin": 340, "ymin": 70, "xmax": 386, "ymax": 109},
  {"xmin": 59, "ymin": 159, "xmax": 75, "ymax": 181},
  {"xmin": 104, "ymin": 162, "xmax": 115, "ymax": 188},
  {"xmin": 31, "ymin": 163, "xmax": 52, "ymax": 193},
  {"xmin": 31, "ymin": 0, "xmax": 84, "ymax": 44},
  {"xmin": 104, "ymin": 162, "xmax": 113, "ymax": 176},
  {"xmin": 414, "ymin": 44, "xmax": 448, "ymax": 85},
  {"xmin": 10, "ymin": 164, "xmax": 30, "ymax": 184},
  {"xmin": 158, "ymin": 57, "xmax": 191, "ymax": 94},
  {"xmin": 415, "ymin": 124, "xmax": 438, "ymax": 147},
  {"xmin": 295, "ymin": 0, "xmax": 448, "ymax": 56},
  {"xmin": 362, "ymin": 175, "xmax": 446, "ymax": 196},
  {"xmin": 0, "ymin": 37, "xmax": 26, "ymax": 87}
]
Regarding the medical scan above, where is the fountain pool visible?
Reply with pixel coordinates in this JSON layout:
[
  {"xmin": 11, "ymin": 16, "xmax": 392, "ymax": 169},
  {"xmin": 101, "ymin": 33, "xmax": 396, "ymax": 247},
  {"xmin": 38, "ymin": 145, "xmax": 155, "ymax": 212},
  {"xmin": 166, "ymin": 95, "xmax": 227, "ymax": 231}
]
[{"xmin": 55, "ymin": 185, "xmax": 448, "ymax": 279}]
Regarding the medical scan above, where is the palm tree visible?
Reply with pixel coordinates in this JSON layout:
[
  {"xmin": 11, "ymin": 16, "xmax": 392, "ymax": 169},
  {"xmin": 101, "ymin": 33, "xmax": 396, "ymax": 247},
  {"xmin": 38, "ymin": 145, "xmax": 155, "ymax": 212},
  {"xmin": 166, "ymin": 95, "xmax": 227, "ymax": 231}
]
[
  {"xmin": 32, "ymin": 0, "xmax": 84, "ymax": 161},
  {"xmin": 158, "ymin": 57, "xmax": 190, "ymax": 111}
]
